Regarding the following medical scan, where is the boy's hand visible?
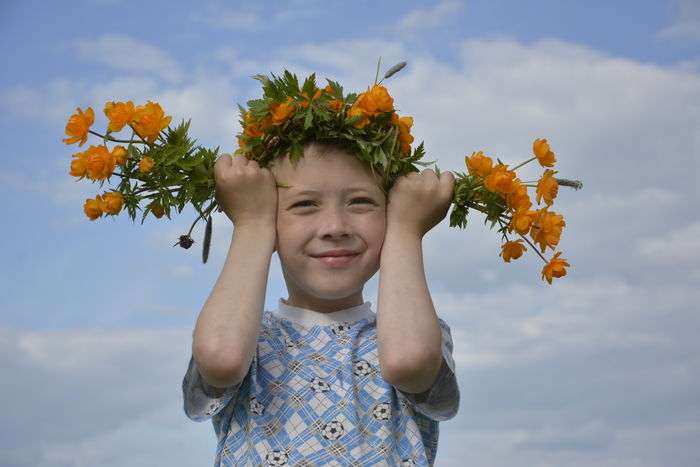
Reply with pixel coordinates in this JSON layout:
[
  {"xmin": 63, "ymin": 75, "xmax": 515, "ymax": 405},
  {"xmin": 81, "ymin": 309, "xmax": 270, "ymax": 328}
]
[
  {"xmin": 386, "ymin": 169, "xmax": 455, "ymax": 238},
  {"xmin": 214, "ymin": 153, "xmax": 278, "ymax": 229}
]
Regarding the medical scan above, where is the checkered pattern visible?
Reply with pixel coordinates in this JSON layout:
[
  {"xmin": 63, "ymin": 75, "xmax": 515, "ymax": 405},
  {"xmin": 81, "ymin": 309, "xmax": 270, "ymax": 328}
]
[{"xmin": 182, "ymin": 307, "xmax": 459, "ymax": 466}]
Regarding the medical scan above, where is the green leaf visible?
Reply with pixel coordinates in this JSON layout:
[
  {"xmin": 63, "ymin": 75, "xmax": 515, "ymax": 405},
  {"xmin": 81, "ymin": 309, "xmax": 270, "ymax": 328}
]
[
  {"xmin": 301, "ymin": 73, "xmax": 317, "ymax": 96},
  {"xmin": 290, "ymin": 142, "xmax": 303, "ymax": 162},
  {"xmin": 304, "ymin": 109, "xmax": 314, "ymax": 130}
]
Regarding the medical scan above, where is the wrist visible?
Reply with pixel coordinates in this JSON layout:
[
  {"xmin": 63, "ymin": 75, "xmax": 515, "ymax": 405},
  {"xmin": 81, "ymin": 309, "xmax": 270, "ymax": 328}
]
[
  {"xmin": 385, "ymin": 222, "xmax": 423, "ymax": 243},
  {"xmin": 232, "ymin": 221, "xmax": 276, "ymax": 244}
]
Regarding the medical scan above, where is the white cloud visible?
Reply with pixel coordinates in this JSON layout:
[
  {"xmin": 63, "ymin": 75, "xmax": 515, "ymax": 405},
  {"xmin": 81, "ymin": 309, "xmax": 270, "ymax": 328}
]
[
  {"xmin": 2, "ymin": 75, "xmax": 160, "ymax": 126},
  {"xmin": 657, "ymin": 0, "xmax": 700, "ymax": 41},
  {"xmin": 157, "ymin": 73, "xmax": 239, "ymax": 147},
  {"xmin": 428, "ymin": 274, "xmax": 700, "ymax": 465},
  {"xmin": 395, "ymin": 0, "xmax": 462, "ymax": 36},
  {"xmin": 0, "ymin": 325, "xmax": 212, "ymax": 467},
  {"xmin": 438, "ymin": 421, "xmax": 700, "ymax": 467},
  {"xmin": 192, "ymin": 6, "xmax": 260, "ymax": 30},
  {"xmin": 2, "ymin": 78, "xmax": 87, "ymax": 123},
  {"xmin": 75, "ymin": 35, "xmax": 183, "ymax": 84},
  {"xmin": 434, "ymin": 277, "xmax": 698, "ymax": 369},
  {"xmin": 637, "ymin": 220, "xmax": 700, "ymax": 266},
  {"xmin": 191, "ymin": 2, "xmax": 319, "ymax": 31}
]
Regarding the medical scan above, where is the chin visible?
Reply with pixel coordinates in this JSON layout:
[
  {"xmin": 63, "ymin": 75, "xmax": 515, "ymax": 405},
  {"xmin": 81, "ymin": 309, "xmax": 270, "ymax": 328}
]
[{"xmin": 306, "ymin": 282, "xmax": 363, "ymax": 300}]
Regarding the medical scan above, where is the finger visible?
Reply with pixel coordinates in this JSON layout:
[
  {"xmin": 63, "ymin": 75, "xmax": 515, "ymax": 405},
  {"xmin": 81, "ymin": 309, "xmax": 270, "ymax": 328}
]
[
  {"xmin": 230, "ymin": 153, "xmax": 250, "ymax": 166},
  {"xmin": 440, "ymin": 171, "xmax": 456, "ymax": 198},
  {"xmin": 247, "ymin": 159, "xmax": 261, "ymax": 169},
  {"xmin": 215, "ymin": 153, "xmax": 231, "ymax": 168}
]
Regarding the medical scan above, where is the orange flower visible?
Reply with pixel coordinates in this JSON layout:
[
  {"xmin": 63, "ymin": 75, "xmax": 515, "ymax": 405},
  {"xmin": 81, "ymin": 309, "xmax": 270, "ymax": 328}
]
[
  {"xmin": 101, "ymin": 191, "xmax": 123, "ymax": 215},
  {"xmin": 500, "ymin": 239, "xmax": 527, "ymax": 262},
  {"xmin": 536, "ymin": 169, "xmax": 559, "ymax": 206},
  {"xmin": 391, "ymin": 113, "xmax": 414, "ymax": 156},
  {"xmin": 533, "ymin": 138, "xmax": 556, "ymax": 167},
  {"xmin": 299, "ymin": 88, "xmax": 322, "ymax": 109},
  {"xmin": 131, "ymin": 101, "xmax": 172, "ymax": 143},
  {"xmin": 484, "ymin": 164, "xmax": 518, "ymax": 194},
  {"xmin": 149, "ymin": 201, "xmax": 165, "ymax": 219},
  {"xmin": 84, "ymin": 196, "xmax": 104, "ymax": 220},
  {"xmin": 541, "ymin": 251, "xmax": 570, "ymax": 284},
  {"xmin": 69, "ymin": 149, "xmax": 89, "ymax": 178},
  {"xmin": 270, "ymin": 97, "xmax": 295, "ymax": 125},
  {"xmin": 505, "ymin": 179, "xmax": 532, "ymax": 211},
  {"xmin": 530, "ymin": 207, "xmax": 566, "ymax": 253},
  {"xmin": 465, "ymin": 151, "xmax": 493, "ymax": 178},
  {"xmin": 139, "ymin": 156, "xmax": 155, "ymax": 174},
  {"xmin": 354, "ymin": 85, "xmax": 394, "ymax": 117},
  {"xmin": 104, "ymin": 101, "xmax": 136, "ymax": 133},
  {"xmin": 111, "ymin": 145, "xmax": 128, "ymax": 165},
  {"xmin": 85, "ymin": 145, "xmax": 116, "ymax": 181},
  {"xmin": 327, "ymin": 98, "xmax": 344, "ymax": 112},
  {"xmin": 347, "ymin": 105, "xmax": 370, "ymax": 128},
  {"xmin": 366, "ymin": 85, "xmax": 394, "ymax": 115},
  {"xmin": 508, "ymin": 208, "xmax": 538, "ymax": 235},
  {"xmin": 63, "ymin": 106, "xmax": 94, "ymax": 146},
  {"xmin": 323, "ymin": 84, "xmax": 343, "ymax": 110},
  {"xmin": 243, "ymin": 111, "xmax": 268, "ymax": 138}
]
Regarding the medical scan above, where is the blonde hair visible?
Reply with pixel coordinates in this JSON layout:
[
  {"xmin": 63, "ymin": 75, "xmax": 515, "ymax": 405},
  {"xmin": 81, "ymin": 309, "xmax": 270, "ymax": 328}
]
[{"xmin": 300, "ymin": 140, "xmax": 386, "ymax": 192}]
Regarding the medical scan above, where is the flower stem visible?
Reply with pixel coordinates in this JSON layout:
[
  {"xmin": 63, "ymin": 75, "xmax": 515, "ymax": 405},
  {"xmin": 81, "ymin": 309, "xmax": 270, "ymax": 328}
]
[
  {"xmin": 465, "ymin": 199, "xmax": 549, "ymax": 264},
  {"xmin": 187, "ymin": 201, "xmax": 217, "ymax": 237},
  {"xmin": 511, "ymin": 156, "xmax": 536, "ymax": 171},
  {"xmin": 373, "ymin": 56, "xmax": 382, "ymax": 86},
  {"xmin": 505, "ymin": 228, "xmax": 548, "ymax": 263},
  {"xmin": 136, "ymin": 187, "xmax": 180, "ymax": 196},
  {"xmin": 89, "ymin": 130, "xmax": 142, "ymax": 145}
]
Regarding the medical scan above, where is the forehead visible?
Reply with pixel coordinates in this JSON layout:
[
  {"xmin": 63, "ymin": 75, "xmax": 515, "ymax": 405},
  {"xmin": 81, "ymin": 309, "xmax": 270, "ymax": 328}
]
[{"xmin": 271, "ymin": 148, "xmax": 382, "ymax": 196}]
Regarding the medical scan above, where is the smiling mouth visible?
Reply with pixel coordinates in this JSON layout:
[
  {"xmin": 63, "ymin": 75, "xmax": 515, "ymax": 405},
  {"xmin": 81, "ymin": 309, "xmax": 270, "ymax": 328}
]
[{"xmin": 314, "ymin": 253, "xmax": 359, "ymax": 267}]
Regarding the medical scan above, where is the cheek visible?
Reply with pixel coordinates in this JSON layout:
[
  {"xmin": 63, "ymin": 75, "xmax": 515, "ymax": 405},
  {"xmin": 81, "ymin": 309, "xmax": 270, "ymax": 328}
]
[
  {"xmin": 275, "ymin": 218, "xmax": 307, "ymax": 254},
  {"xmin": 364, "ymin": 213, "xmax": 387, "ymax": 248}
]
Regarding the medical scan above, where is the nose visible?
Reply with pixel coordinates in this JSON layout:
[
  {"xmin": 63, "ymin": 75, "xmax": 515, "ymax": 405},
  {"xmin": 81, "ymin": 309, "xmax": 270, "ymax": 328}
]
[{"xmin": 318, "ymin": 205, "xmax": 352, "ymax": 239}]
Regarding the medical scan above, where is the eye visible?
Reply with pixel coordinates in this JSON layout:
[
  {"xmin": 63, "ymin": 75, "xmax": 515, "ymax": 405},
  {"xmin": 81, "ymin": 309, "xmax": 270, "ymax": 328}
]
[
  {"xmin": 292, "ymin": 200, "xmax": 315, "ymax": 208},
  {"xmin": 351, "ymin": 198, "xmax": 375, "ymax": 205}
]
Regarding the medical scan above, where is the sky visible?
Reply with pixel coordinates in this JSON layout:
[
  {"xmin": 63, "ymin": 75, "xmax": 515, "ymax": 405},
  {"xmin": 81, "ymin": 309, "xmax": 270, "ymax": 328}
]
[{"xmin": 1, "ymin": 0, "xmax": 699, "ymax": 465}]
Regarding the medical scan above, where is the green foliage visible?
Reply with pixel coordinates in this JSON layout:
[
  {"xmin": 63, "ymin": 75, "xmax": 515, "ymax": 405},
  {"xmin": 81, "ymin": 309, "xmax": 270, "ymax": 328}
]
[{"xmin": 235, "ymin": 69, "xmax": 440, "ymax": 193}]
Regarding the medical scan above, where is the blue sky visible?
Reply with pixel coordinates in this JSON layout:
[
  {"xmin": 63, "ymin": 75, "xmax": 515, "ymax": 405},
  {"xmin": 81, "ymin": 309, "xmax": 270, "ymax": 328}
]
[{"xmin": 1, "ymin": 1, "xmax": 699, "ymax": 466}]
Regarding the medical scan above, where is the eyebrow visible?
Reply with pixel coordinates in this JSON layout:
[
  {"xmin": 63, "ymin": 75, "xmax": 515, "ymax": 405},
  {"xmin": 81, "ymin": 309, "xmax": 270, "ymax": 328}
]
[{"xmin": 284, "ymin": 187, "xmax": 379, "ymax": 197}]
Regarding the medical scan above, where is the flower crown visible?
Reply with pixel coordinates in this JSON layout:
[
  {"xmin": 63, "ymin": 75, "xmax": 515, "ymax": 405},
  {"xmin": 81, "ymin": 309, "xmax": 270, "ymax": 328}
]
[
  {"xmin": 63, "ymin": 59, "xmax": 583, "ymax": 284},
  {"xmin": 234, "ymin": 61, "xmax": 431, "ymax": 194}
]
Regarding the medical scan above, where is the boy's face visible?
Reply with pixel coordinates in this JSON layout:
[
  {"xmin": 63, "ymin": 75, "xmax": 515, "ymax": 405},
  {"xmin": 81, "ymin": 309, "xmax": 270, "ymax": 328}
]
[{"xmin": 271, "ymin": 147, "xmax": 387, "ymax": 313}]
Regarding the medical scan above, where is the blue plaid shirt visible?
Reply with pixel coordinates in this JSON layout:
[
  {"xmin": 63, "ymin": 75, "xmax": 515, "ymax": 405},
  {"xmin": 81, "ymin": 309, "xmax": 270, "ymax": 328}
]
[{"xmin": 183, "ymin": 299, "xmax": 460, "ymax": 466}]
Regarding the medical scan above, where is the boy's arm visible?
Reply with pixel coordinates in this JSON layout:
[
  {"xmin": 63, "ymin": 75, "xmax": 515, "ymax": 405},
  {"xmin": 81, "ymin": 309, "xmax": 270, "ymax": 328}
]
[
  {"xmin": 377, "ymin": 227, "xmax": 444, "ymax": 395},
  {"xmin": 192, "ymin": 223, "xmax": 276, "ymax": 389}
]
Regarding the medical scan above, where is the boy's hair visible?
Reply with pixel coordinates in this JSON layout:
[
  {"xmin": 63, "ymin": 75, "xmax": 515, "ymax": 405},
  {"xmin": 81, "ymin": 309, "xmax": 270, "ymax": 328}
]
[{"xmin": 275, "ymin": 139, "xmax": 387, "ymax": 193}]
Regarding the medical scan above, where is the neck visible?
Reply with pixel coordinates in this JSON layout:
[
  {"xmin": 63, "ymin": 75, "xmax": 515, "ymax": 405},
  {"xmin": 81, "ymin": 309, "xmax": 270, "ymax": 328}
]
[{"xmin": 283, "ymin": 291, "xmax": 365, "ymax": 313}]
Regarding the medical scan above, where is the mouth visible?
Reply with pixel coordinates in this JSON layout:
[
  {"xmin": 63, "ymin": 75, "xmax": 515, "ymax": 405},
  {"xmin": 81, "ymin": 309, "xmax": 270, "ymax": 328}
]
[{"xmin": 313, "ymin": 253, "xmax": 360, "ymax": 267}]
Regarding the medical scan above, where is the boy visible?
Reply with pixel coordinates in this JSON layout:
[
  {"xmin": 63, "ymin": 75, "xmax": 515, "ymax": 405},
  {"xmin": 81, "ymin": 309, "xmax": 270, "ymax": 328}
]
[{"xmin": 183, "ymin": 140, "xmax": 460, "ymax": 466}]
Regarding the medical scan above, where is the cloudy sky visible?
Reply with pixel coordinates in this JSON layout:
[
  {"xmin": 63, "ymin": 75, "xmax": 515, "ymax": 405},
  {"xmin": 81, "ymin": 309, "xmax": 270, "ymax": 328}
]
[{"xmin": 1, "ymin": 0, "xmax": 699, "ymax": 466}]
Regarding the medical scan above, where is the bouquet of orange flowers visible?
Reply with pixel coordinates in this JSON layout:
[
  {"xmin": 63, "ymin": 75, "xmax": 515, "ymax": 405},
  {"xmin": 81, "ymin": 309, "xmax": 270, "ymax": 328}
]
[{"xmin": 64, "ymin": 60, "xmax": 581, "ymax": 284}]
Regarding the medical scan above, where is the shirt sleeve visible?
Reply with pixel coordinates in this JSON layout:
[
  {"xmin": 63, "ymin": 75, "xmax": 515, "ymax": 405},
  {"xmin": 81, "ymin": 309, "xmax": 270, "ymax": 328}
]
[
  {"xmin": 396, "ymin": 317, "xmax": 460, "ymax": 421},
  {"xmin": 181, "ymin": 354, "xmax": 245, "ymax": 422}
]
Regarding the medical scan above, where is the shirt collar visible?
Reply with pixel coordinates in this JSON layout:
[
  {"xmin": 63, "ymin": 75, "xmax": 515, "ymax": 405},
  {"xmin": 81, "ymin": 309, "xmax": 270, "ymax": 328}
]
[{"xmin": 273, "ymin": 298, "xmax": 375, "ymax": 328}]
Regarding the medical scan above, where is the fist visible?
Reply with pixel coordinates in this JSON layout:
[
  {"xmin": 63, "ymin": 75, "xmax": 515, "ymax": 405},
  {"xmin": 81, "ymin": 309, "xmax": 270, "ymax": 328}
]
[
  {"xmin": 214, "ymin": 153, "xmax": 278, "ymax": 228},
  {"xmin": 386, "ymin": 169, "xmax": 455, "ymax": 238}
]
